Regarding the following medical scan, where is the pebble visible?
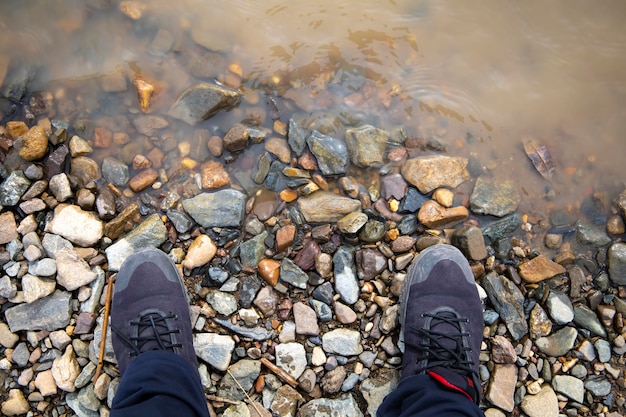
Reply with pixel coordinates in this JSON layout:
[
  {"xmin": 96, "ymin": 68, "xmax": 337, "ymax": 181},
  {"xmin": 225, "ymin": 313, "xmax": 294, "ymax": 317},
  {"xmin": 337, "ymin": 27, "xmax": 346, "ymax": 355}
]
[
  {"xmin": 552, "ymin": 375, "xmax": 585, "ymax": 403},
  {"xmin": 297, "ymin": 191, "xmax": 362, "ymax": 223},
  {"xmin": 2, "ymin": 389, "xmax": 30, "ymax": 416},
  {"xmin": 275, "ymin": 342, "xmax": 307, "ymax": 379},
  {"xmin": 46, "ymin": 204, "xmax": 104, "ymax": 247},
  {"xmin": 486, "ymin": 363, "xmax": 517, "ymax": 412},
  {"xmin": 401, "ymin": 155, "xmax": 469, "ymax": 194},
  {"xmin": 518, "ymin": 255, "xmax": 566, "ymax": 283},
  {"xmin": 333, "ymin": 246, "xmax": 360, "ymax": 305},
  {"xmin": 546, "ymin": 290, "xmax": 575, "ymax": 325},
  {"xmin": 417, "ymin": 200, "xmax": 469, "ymax": 229},
  {"xmin": 322, "ymin": 329, "xmax": 363, "ymax": 356},
  {"xmin": 470, "ymin": 176, "xmax": 521, "ymax": 217},
  {"xmin": 193, "ymin": 333, "xmax": 234, "ymax": 371},
  {"xmin": 293, "ymin": 302, "xmax": 320, "ymax": 336},
  {"xmin": 520, "ymin": 385, "xmax": 559, "ymax": 417},
  {"xmin": 182, "ymin": 234, "xmax": 216, "ymax": 270}
]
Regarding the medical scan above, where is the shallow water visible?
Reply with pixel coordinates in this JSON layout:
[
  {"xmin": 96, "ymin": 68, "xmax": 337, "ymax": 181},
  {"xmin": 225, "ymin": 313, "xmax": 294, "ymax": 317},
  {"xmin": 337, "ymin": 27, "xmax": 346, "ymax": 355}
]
[{"xmin": 2, "ymin": 0, "xmax": 626, "ymax": 215}]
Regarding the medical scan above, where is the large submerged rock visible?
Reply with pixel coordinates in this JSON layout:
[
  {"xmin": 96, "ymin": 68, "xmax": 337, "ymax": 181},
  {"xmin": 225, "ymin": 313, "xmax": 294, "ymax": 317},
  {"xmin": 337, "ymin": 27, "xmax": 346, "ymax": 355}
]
[
  {"xmin": 168, "ymin": 83, "xmax": 240, "ymax": 125},
  {"xmin": 401, "ymin": 155, "xmax": 469, "ymax": 193}
]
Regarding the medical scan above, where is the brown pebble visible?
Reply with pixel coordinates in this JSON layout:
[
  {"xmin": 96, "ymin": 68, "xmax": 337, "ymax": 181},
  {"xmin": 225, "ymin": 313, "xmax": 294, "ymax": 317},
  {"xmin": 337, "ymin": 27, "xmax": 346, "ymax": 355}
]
[
  {"xmin": 258, "ymin": 259, "xmax": 281, "ymax": 286},
  {"xmin": 201, "ymin": 160, "xmax": 230, "ymax": 189},
  {"xmin": 223, "ymin": 123, "xmax": 248, "ymax": 152},
  {"xmin": 94, "ymin": 127, "xmax": 112, "ymax": 148},
  {"xmin": 129, "ymin": 168, "xmax": 159, "ymax": 192},
  {"xmin": 208, "ymin": 135, "xmax": 223, "ymax": 157},
  {"xmin": 276, "ymin": 224, "xmax": 296, "ymax": 252}
]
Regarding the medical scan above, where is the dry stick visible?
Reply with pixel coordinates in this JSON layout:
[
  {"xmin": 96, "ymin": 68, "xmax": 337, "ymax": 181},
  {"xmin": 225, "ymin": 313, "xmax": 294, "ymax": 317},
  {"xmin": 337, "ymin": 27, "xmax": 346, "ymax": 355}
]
[
  {"xmin": 260, "ymin": 357, "xmax": 298, "ymax": 388},
  {"xmin": 93, "ymin": 273, "xmax": 115, "ymax": 384},
  {"xmin": 226, "ymin": 369, "xmax": 264, "ymax": 417},
  {"xmin": 205, "ymin": 394, "xmax": 241, "ymax": 406}
]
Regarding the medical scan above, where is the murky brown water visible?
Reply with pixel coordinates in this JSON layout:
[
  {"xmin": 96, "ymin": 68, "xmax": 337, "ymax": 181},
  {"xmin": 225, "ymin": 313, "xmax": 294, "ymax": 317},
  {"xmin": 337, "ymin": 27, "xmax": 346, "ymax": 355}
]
[{"xmin": 2, "ymin": 0, "xmax": 626, "ymax": 215}]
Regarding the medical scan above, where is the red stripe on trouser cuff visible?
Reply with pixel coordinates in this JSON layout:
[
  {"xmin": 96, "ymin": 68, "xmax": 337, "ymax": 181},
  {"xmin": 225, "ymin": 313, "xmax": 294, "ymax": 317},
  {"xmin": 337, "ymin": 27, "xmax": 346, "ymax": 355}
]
[{"xmin": 427, "ymin": 371, "xmax": 474, "ymax": 402}]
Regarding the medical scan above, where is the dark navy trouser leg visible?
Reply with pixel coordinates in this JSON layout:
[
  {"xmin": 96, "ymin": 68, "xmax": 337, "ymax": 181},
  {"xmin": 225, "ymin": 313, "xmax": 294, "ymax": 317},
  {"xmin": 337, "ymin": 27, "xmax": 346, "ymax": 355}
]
[
  {"xmin": 111, "ymin": 350, "xmax": 210, "ymax": 417},
  {"xmin": 377, "ymin": 374, "xmax": 484, "ymax": 417}
]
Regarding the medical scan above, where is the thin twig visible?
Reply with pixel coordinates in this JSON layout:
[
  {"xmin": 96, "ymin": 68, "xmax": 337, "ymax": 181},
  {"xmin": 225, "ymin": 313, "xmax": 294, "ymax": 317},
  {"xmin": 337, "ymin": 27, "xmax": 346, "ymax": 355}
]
[
  {"xmin": 260, "ymin": 357, "xmax": 298, "ymax": 388},
  {"xmin": 226, "ymin": 369, "xmax": 264, "ymax": 417},
  {"xmin": 93, "ymin": 273, "xmax": 115, "ymax": 384},
  {"xmin": 205, "ymin": 394, "xmax": 241, "ymax": 405}
]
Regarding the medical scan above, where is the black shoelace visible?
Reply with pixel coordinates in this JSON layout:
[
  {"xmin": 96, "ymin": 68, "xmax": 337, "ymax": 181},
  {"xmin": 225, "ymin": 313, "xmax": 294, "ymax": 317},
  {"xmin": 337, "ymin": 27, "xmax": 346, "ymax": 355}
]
[
  {"xmin": 112, "ymin": 312, "xmax": 182, "ymax": 357},
  {"xmin": 407, "ymin": 312, "xmax": 477, "ymax": 377}
]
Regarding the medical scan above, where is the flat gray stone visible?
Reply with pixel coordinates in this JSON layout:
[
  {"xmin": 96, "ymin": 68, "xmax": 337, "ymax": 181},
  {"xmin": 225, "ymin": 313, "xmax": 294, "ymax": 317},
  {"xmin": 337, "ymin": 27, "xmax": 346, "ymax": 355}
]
[
  {"xmin": 5, "ymin": 291, "xmax": 72, "ymax": 332},
  {"xmin": 546, "ymin": 290, "xmax": 574, "ymax": 325},
  {"xmin": 298, "ymin": 394, "xmax": 364, "ymax": 417},
  {"xmin": 297, "ymin": 191, "xmax": 361, "ymax": 223},
  {"xmin": 275, "ymin": 342, "xmax": 307, "ymax": 379},
  {"xmin": 306, "ymin": 130, "xmax": 348, "ymax": 175},
  {"xmin": 345, "ymin": 124, "xmax": 389, "ymax": 168},
  {"xmin": 470, "ymin": 176, "xmax": 520, "ymax": 217},
  {"xmin": 608, "ymin": 242, "xmax": 626, "ymax": 285},
  {"xmin": 360, "ymin": 368, "xmax": 400, "ymax": 417},
  {"xmin": 552, "ymin": 375, "xmax": 584, "ymax": 403},
  {"xmin": 520, "ymin": 385, "xmax": 559, "ymax": 417},
  {"xmin": 482, "ymin": 273, "xmax": 528, "ymax": 340},
  {"xmin": 322, "ymin": 329, "xmax": 363, "ymax": 356},
  {"xmin": 194, "ymin": 333, "xmax": 235, "ymax": 371},
  {"xmin": 217, "ymin": 359, "xmax": 261, "ymax": 401},
  {"xmin": 535, "ymin": 327, "xmax": 578, "ymax": 357},
  {"xmin": 182, "ymin": 190, "xmax": 246, "ymax": 228}
]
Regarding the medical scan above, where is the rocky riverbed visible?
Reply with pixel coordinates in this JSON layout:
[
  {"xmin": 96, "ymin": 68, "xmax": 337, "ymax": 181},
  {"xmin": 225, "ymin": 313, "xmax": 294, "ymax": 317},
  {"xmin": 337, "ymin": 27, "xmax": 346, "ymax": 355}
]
[{"xmin": 1, "ymin": 24, "xmax": 626, "ymax": 417}]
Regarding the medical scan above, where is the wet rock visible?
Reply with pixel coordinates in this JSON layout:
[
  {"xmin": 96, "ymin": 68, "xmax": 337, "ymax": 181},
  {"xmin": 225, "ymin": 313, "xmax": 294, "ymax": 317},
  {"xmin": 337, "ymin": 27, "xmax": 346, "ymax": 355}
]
[
  {"xmin": 480, "ymin": 213, "xmax": 522, "ymax": 245},
  {"xmin": 594, "ymin": 339, "xmax": 611, "ymax": 363},
  {"xmin": 280, "ymin": 258, "xmax": 308, "ymax": 289},
  {"xmin": 2, "ymin": 389, "xmax": 30, "ymax": 416},
  {"xmin": 380, "ymin": 173, "xmax": 408, "ymax": 200},
  {"xmin": 322, "ymin": 329, "xmax": 363, "ymax": 355},
  {"xmin": 520, "ymin": 385, "xmax": 559, "ymax": 417},
  {"xmin": 265, "ymin": 137, "xmax": 291, "ymax": 163},
  {"xmin": 452, "ymin": 225, "xmax": 487, "ymax": 261},
  {"xmin": 418, "ymin": 201, "xmax": 469, "ymax": 229},
  {"xmin": 105, "ymin": 214, "xmax": 168, "ymax": 271},
  {"xmin": 183, "ymin": 234, "xmax": 216, "ymax": 270},
  {"xmin": 258, "ymin": 259, "xmax": 280, "ymax": 286},
  {"xmin": 95, "ymin": 186, "xmax": 116, "ymax": 220},
  {"xmin": 68, "ymin": 135, "xmax": 92, "ymax": 157},
  {"xmin": 19, "ymin": 125, "xmax": 48, "ymax": 161},
  {"xmin": 573, "ymin": 305, "xmax": 607, "ymax": 337},
  {"xmin": 518, "ymin": 255, "xmax": 566, "ymax": 283},
  {"xmin": 552, "ymin": 375, "xmax": 584, "ymax": 403},
  {"xmin": 0, "ymin": 170, "xmax": 31, "ymax": 207},
  {"xmin": 132, "ymin": 115, "xmax": 168, "ymax": 136},
  {"xmin": 46, "ymin": 204, "xmax": 103, "ymax": 247},
  {"xmin": 275, "ymin": 224, "xmax": 296, "ymax": 253},
  {"xmin": 5, "ymin": 291, "xmax": 71, "ymax": 332},
  {"xmin": 333, "ymin": 246, "xmax": 359, "ymax": 305},
  {"xmin": 223, "ymin": 123, "xmax": 249, "ymax": 152},
  {"xmin": 470, "ymin": 176, "xmax": 521, "ymax": 217},
  {"xmin": 535, "ymin": 327, "xmax": 578, "ymax": 357},
  {"xmin": 298, "ymin": 394, "xmax": 364, "ymax": 417},
  {"xmin": 201, "ymin": 160, "xmax": 230, "ymax": 189},
  {"xmin": 271, "ymin": 385, "xmax": 303, "ymax": 417},
  {"xmin": 101, "ymin": 157, "xmax": 129, "ymax": 186},
  {"xmin": 546, "ymin": 290, "xmax": 574, "ymax": 325},
  {"xmin": 360, "ymin": 368, "xmax": 400, "ymax": 416},
  {"xmin": 608, "ymin": 242, "xmax": 626, "ymax": 285},
  {"xmin": 217, "ymin": 359, "xmax": 261, "ymax": 401},
  {"xmin": 345, "ymin": 124, "xmax": 389, "ymax": 168},
  {"xmin": 401, "ymin": 155, "xmax": 469, "ymax": 194},
  {"xmin": 105, "ymin": 204, "xmax": 140, "ymax": 240},
  {"xmin": 293, "ymin": 302, "xmax": 320, "ymax": 336},
  {"xmin": 129, "ymin": 168, "xmax": 159, "ymax": 192},
  {"xmin": 169, "ymin": 83, "xmax": 241, "ymax": 125},
  {"xmin": 148, "ymin": 28, "xmax": 174, "ymax": 56},
  {"xmin": 276, "ymin": 342, "xmax": 307, "ymax": 379},
  {"xmin": 306, "ymin": 130, "xmax": 349, "ymax": 175},
  {"xmin": 359, "ymin": 220, "xmax": 387, "ymax": 243},
  {"xmin": 193, "ymin": 333, "xmax": 235, "ymax": 371},
  {"xmin": 298, "ymin": 191, "xmax": 361, "ymax": 223},
  {"xmin": 432, "ymin": 188, "xmax": 454, "ymax": 208},
  {"xmin": 486, "ymin": 363, "xmax": 517, "ymax": 412},
  {"xmin": 0, "ymin": 211, "xmax": 18, "ymax": 244},
  {"xmin": 482, "ymin": 273, "xmax": 528, "ymax": 340},
  {"xmin": 337, "ymin": 211, "xmax": 368, "ymax": 234},
  {"xmin": 70, "ymin": 156, "xmax": 102, "ymax": 186},
  {"xmin": 182, "ymin": 189, "xmax": 246, "ymax": 228},
  {"xmin": 576, "ymin": 221, "xmax": 611, "ymax": 247}
]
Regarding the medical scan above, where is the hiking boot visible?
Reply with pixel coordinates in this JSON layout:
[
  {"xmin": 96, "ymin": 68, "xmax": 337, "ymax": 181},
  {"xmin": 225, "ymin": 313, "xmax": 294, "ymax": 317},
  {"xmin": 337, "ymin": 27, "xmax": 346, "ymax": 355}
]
[
  {"xmin": 399, "ymin": 244, "xmax": 483, "ymax": 403},
  {"xmin": 111, "ymin": 248, "xmax": 197, "ymax": 375}
]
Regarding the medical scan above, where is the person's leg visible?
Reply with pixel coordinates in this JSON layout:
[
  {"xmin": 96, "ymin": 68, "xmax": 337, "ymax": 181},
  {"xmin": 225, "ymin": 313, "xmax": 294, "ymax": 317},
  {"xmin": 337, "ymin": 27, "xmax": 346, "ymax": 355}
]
[
  {"xmin": 378, "ymin": 244, "xmax": 484, "ymax": 417},
  {"xmin": 109, "ymin": 249, "xmax": 209, "ymax": 417}
]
